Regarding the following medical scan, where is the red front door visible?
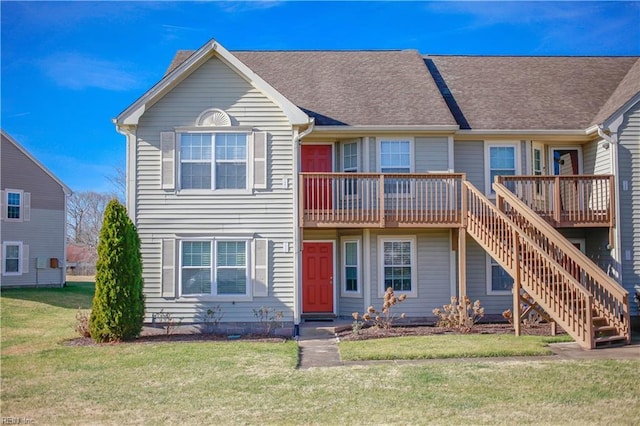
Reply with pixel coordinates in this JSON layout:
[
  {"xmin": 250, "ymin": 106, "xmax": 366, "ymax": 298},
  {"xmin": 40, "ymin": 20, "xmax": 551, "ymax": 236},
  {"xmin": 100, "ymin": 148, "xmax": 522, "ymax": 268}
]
[
  {"xmin": 302, "ymin": 242, "xmax": 334, "ymax": 313},
  {"xmin": 301, "ymin": 145, "xmax": 333, "ymax": 211}
]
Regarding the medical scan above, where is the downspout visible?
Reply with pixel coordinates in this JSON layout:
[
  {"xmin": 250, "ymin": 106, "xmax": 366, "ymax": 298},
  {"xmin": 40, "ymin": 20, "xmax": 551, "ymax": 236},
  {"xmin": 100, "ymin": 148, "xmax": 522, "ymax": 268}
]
[
  {"xmin": 114, "ymin": 121, "xmax": 137, "ymax": 224},
  {"xmin": 598, "ymin": 125, "xmax": 622, "ymax": 282},
  {"xmin": 292, "ymin": 118, "xmax": 315, "ymax": 337}
]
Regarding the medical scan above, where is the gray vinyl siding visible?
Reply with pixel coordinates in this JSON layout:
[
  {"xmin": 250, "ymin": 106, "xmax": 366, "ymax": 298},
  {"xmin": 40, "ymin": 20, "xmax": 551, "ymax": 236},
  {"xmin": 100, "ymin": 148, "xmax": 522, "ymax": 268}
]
[
  {"xmin": 454, "ymin": 140, "xmax": 484, "ymax": 190},
  {"xmin": 415, "ymin": 137, "xmax": 449, "ymax": 172},
  {"xmin": 617, "ymin": 100, "xmax": 640, "ymax": 313},
  {"xmin": 133, "ymin": 56, "xmax": 296, "ymax": 323},
  {"xmin": 1, "ymin": 135, "xmax": 66, "ymax": 210},
  {"xmin": 465, "ymin": 238, "xmax": 511, "ymax": 315},
  {"xmin": 1, "ymin": 209, "xmax": 66, "ymax": 287},
  {"xmin": 367, "ymin": 230, "xmax": 452, "ymax": 317}
]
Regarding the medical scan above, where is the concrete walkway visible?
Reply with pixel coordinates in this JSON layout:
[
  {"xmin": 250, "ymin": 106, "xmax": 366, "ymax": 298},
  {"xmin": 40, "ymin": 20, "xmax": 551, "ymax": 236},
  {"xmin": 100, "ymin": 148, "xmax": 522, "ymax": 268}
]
[{"xmin": 297, "ymin": 321, "xmax": 640, "ymax": 369}]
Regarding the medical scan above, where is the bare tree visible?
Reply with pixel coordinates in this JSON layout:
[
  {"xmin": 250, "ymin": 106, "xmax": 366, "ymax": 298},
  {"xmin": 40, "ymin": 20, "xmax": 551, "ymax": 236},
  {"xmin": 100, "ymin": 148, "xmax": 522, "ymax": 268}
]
[
  {"xmin": 67, "ymin": 191, "xmax": 114, "ymax": 247},
  {"xmin": 106, "ymin": 166, "xmax": 126, "ymax": 203}
]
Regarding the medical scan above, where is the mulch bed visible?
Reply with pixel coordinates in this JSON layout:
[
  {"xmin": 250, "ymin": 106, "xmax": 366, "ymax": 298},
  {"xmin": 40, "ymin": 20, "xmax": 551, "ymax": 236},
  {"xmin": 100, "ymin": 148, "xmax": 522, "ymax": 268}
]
[{"xmin": 338, "ymin": 322, "xmax": 565, "ymax": 341}]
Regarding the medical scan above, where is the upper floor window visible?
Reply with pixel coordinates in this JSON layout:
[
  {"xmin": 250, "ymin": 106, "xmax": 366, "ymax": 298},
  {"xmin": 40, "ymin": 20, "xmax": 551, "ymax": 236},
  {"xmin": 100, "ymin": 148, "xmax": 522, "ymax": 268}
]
[
  {"xmin": 379, "ymin": 140, "xmax": 411, "ymax": 173},
  {"xmin": 5, "ymin": 190, "xmax": 22, "ymax": 220},
  {"xmin": 180, "ymin": 133, "xmax": 248, "ymax": 190},
  {"xmin": 342, "ymin": 142, "xmax": 358, "ymax": 172},
  {"xmin": 485, "ymin": 142, "xmax": 519, "ymax": 195}
]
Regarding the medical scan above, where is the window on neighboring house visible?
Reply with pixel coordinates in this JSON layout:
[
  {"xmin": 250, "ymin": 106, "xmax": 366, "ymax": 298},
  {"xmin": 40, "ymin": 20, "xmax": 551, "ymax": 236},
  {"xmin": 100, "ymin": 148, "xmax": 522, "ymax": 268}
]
[
  {"xmin": 6, "ymin": 190, "xmax": 22, "ymax": 220},
  {"xmin": 2, "ymin": 241, "xmax": 22, "ymax": 275},
  {"xmin": 487, "ymin": 144, "xmax": 517, "ymax": 194},
  {"xmin": 488, "ymin": 256, "xmax": 513, "ymax": 294},
  {"xmin": 342, "ymin": 239, "xmax": 360, "ymax": 295},
  {"xmin": 180, "ymin": 133, "xmax": 247, "ymax": 190},
  {"xmin": 343, "ymin": 142, "xmax": 358, "ymax": 196},
  {"xmin": 379, "ymin": 237, "xmax": 416, "ymax": 295},
  {"xmin": 380, "ymin": 140, "xmax": 411, "ymax": 193},
  {"xmin": 181, "ymin": 240, "xmax": 249, "ymax": 297}
]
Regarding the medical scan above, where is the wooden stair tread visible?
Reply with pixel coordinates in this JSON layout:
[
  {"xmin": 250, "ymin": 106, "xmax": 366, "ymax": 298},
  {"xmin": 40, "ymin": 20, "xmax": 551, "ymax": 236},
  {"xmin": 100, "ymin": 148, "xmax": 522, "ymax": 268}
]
[{"xmin": 594, "ymin": 335, "xmax": 627, "ymax": 344}]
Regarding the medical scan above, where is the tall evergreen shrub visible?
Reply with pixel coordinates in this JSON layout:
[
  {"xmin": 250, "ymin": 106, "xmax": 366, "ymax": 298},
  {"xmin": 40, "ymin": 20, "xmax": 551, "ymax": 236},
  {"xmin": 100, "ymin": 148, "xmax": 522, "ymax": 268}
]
[{"xmin": 89, "ymin": 199, "xmax": 144, "ymax": 342}]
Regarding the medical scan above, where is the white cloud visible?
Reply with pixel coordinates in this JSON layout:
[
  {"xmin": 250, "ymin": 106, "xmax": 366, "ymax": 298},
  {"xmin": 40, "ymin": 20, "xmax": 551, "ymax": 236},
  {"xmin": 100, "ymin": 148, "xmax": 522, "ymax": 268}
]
[
  {"xmin": 40, "ymin": 53, "xmax": 144, "ymax": 91},
  {"xmin": 215, "ymin": 0, "xmax": 284, "ymax": 13}
]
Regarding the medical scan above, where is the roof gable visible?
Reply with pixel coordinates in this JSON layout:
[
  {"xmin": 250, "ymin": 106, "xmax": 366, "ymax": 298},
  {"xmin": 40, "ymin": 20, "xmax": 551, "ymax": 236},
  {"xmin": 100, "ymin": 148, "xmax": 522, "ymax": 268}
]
[
  {"xmin": 592, "ymin": 58, "xmax": 640, "ymax": 126},
  {"xmin": 116, "ymin": 39, "xmax": 310, "ymax": 127},
  {"xmin": 1, "ymin": 130, "xmax": 72, "ymax": 195}
]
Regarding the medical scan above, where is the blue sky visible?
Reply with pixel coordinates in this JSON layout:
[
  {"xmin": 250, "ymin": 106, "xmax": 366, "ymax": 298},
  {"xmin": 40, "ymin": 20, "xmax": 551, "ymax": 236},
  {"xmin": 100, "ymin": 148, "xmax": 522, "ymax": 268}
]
[{"xmin": 2, "ymin": 1, "xmax": 639, "ymax": 194}]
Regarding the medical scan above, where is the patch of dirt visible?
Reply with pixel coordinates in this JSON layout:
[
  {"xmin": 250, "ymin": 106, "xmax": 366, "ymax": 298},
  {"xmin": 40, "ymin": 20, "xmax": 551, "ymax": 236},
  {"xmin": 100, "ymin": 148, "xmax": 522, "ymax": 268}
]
[{"xmin": 338, "ymin": 322, "xmax": 565, "ymax": 341}]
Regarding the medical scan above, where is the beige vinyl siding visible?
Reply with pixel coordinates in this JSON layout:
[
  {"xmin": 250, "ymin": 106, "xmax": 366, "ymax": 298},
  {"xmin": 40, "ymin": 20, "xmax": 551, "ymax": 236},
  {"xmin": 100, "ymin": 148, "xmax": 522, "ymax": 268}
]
[
  {"xmin": 454, "ymin": 140, "xmax": 484, "ymax": 190},
  {"xmin": 617, "ymin": 100, "xmax": 640, "ymax": 310},
  {"xmin": 133, "ymin": 56, "xmax": 296, "ymax": 322},
  {"xmin": 1, "ymin": 209, "xmax": 66, "ymax": 287},
  {"xmin": 583, "ymin": 139, "xmax": 612, "ymax": 175},
  {"xmin": 415, "ymin": 137, "xmax": 449, "ymax": 172},
  {"xmin": 367, "ymin": 230, "xmax": 452, "ymax": 317}
]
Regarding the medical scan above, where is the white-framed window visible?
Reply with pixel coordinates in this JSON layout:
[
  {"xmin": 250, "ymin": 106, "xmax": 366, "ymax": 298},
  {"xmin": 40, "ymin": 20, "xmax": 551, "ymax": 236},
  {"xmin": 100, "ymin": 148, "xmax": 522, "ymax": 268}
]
[
  {"xmin": 341, "ymin": 237, "xmax": 361, "ymax": 297},
  {"xmin": 5, "ymin": 190, "xmax": 23, "ymax": 221},
  {"xmin": 342, "ymin": 142, "xmax": 358, "ymax": 172},
  {"xmin": 378, "ymin": 236, "xmax": 417, "ymax": 297},
  {"xmin": 485, "ymin": 142, "xmax": 520, "ymax": 195},
  {"xmin": 2, "ymin": 241, "xmax": 22, "ymax": 275},
  {"xmin": 486, "ymin": 255, "xmax": 513, "ymax": 295},
  {"xmin": 180, "ymin": 132, "xmax": 248, "ymax": 190},
  {"xmin": 180, "ymin": 239, "xmax": 250, "ymax": 298},
  {"xmin": 379, "ymin": 139, "xmax": 413, "ymax": 194}
]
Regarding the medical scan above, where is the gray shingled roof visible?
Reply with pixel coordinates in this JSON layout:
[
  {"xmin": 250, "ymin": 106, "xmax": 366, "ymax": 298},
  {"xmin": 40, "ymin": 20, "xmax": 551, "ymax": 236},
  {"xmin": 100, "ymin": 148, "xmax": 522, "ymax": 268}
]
[
  {"xmin": 427, "ymin": 56, "xmax": 638, "ymax": 130},
  {"xmin": 591, "ymin": 58, "xmax": 640, "ymax": 126},
  {"xmin": 166, "ymin": 49, "xmax": 457, "ymax": 126},
  {"xmin": 166, "ymin": 49, "xmax": 639, "ymax": 130}
]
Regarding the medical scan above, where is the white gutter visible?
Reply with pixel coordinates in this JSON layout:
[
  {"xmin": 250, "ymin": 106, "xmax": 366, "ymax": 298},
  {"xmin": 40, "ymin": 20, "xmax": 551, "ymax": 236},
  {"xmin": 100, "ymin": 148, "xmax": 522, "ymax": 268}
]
[
  {"xmin": 598, "ymin": 125, "xmax": 623, "ymax": 282},
  {"xmin": 312, "ymin": 125, "xmax": 459, "ymax": 134},
  {"xmin": 292, "ymin": 118, "xmax": 315, "ymax": 336}
]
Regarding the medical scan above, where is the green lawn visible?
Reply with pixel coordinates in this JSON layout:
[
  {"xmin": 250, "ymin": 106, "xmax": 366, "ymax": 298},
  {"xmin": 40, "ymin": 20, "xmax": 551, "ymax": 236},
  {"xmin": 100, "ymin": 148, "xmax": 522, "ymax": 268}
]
[
  {"xmin": 2, "ymin": 284, "xmax": 639, "ymax": 424},
  {"xmin": 339, "ymin": 334, "xmax": 574, "ymax": 361}
]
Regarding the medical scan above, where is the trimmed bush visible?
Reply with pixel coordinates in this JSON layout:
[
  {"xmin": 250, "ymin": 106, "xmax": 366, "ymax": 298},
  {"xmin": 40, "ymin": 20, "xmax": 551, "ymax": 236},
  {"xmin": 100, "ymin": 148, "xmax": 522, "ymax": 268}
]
[{"xmin": 89, "ymin": 200, "xmax": 144, "ymax": 342}]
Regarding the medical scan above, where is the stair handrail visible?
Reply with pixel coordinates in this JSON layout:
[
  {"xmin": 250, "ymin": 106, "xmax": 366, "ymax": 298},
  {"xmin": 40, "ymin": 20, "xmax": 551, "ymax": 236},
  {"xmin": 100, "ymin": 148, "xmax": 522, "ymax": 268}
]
[
  {"xmin": 494, "ymin": 182, "xmax": 628, "ymax": 300},
  {"xmin": 494, "ymin": 181, "xmax": 630, "ymax": 341},
  {"xmin": 463, "ymin": 181, "xmax": 594, "ymax": 347}
]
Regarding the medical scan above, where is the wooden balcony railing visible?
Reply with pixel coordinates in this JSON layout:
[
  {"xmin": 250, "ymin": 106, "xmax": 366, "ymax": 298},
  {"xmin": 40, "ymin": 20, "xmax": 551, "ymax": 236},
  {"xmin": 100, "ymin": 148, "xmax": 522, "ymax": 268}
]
[
  {"xmin": 299, "ymin": 173, "xmax": 465, "ymax": 228},
  {"xmin": 496, "ymin": 175, "xmax": 614, "ymax": 228}
]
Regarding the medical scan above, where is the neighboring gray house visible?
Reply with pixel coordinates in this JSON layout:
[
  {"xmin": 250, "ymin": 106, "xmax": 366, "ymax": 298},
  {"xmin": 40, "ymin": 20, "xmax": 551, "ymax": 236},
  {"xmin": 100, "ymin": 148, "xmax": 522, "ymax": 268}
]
[
  {"xmin": 115, "ymin": 38, "xmax": 639, "ymax": 348},
  {"xmin": 0, "ymin": 130, "xmax": 72, "ymax": 287}
]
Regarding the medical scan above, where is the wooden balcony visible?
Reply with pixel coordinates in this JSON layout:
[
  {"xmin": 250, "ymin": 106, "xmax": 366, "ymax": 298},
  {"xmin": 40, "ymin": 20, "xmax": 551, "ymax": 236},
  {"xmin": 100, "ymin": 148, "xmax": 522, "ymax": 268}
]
[
  {"xmin": 496, "ymin": 175, "xmax": 615, "ymax": 228},
  {"xmin": 299, "ymin": 173, "xmax": 465, "ymax": 228}
]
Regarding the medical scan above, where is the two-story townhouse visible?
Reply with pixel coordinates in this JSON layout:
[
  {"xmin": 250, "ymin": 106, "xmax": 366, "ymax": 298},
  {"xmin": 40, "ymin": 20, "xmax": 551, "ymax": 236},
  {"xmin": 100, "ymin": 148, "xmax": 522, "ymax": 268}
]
[
  {"xmin": 0, "ymin": 130, "xmax": 72, "ymax": 287},
  {"xmin": 115, "ymin": 39, "xmax": 639, "ymax": 348}
]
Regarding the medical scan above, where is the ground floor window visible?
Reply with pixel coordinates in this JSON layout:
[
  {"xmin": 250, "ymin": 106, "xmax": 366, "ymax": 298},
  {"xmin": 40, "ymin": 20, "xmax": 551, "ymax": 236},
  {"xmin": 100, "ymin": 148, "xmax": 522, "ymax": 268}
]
[
  {"xmin": 341, "ymin": 238, "xmax": 360, "ymax": 296},
  {"xmin": 181, "ymin": 239, "xmax": 249, "ymax": 297},
  {"xmin": 487, "ymin": 255, "xmax": 513, "ymax": 294},
  {"xmin": 378, "ymin": 236, "xmax": 417, "ymax": 296},
  {"xmin": 2, "ymin": 241, "xmax": 22, "ymax": 275}
]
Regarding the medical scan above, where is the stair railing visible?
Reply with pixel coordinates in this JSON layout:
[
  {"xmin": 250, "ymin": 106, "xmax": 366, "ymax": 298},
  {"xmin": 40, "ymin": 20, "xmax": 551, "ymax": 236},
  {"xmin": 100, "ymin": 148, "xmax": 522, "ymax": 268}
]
[
  {"xmin": 463, "ymin": 181, "xmax": 594, "ymax": 348},
  {"xmin": 494, "ymin": 182, "xmax": 630, "ymax": 343}
]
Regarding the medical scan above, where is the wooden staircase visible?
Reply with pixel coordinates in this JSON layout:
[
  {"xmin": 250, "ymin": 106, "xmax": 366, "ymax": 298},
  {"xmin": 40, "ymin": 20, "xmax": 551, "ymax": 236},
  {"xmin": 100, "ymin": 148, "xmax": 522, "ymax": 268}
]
[{"xmin": 461, "ymin": 181, "xmax": 630, "ymax": 349}]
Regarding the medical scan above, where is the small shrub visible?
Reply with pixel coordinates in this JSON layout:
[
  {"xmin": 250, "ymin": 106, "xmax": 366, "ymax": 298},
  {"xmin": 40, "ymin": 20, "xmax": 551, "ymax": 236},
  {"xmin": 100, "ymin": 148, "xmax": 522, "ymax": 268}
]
[
  {"xmin": 75, "ymin": 308, "xmax": 91, "ymax": 338},
  {"xmin": 353, "ymin": 287, "xmax": 407, "ymax": 332},
  {"xmin": 253, "ymin": 306, "xmax": 283, "ymax": 336},
  {"xmin": 155, "ymin": 310, "xmax": 181, "ymax": 336},
  {"xmin": 202, "ymin": 305, "xmax": 223, "ymax": 334},
  {"xmin": 433, "ymin": 296, "xmax": 484, "ymax": 333}
]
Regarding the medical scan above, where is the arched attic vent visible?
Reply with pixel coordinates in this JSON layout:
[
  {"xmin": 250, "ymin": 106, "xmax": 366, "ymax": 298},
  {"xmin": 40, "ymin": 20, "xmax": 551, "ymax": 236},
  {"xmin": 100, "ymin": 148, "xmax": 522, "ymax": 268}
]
[{"xmin": 196, "ymin": 108, "xmax": 232, "ymax": 127}]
